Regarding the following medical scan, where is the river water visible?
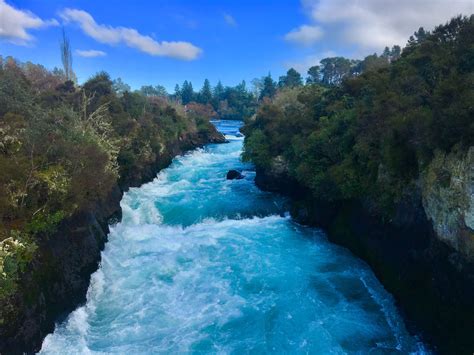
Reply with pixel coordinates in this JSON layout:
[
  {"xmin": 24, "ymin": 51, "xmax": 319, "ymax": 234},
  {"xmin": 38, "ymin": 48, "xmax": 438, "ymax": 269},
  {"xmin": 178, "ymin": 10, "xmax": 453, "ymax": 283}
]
[{"xmin": 41, "ymin": 120, "xmax": 425, "ymax": 354}]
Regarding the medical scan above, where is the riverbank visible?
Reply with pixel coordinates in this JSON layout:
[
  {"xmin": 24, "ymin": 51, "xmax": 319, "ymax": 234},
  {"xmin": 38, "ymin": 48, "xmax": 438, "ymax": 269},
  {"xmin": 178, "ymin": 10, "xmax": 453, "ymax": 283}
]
[
  {"xmin": 0, "ymin": 127, "xmax": 225, "ymax": 354},
  {"xmin": 254, "ymin": 166, "xmax": 474, "ymax": 354}
]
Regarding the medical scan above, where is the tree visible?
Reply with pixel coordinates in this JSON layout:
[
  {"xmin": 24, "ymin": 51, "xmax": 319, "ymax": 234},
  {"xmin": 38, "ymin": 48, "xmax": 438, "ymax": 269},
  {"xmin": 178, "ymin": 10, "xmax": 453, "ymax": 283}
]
[
  {"xmin": 259, "ymin": 74, "xmax": 277, "ymax": 100},
  {"xmin": 112, "ymin": 78, "xmax": 131, "ymax": 96},
  {"xmin": 391, "ymin": 45, "xmax": 402, "ymax": 61},
  {"xmin": 236, "ymin": 80, "xmax": 247, "ymax": 93},
  {"xmin": 213, "ymin": 81, "xmax": 224, "ymax": 99},
  {"xmin": 382, "ymin": 46, "xmax": 391, "ymax": 59},
  {"xmin": 407, "ymin": 27, "xmax": 429, "ymax": 52},
  {"xmin": 173, "ymin": 84, "xmax": 181, "ymax": 102},
  {"xmin": 221, "ymin": 80, "xmax": 255, "ymax": 119},
  {"xmin": 186, "ymin": 102, "xmax": 217, "ymax": 120},
  {"xmin": 83, "ymin": 71, "xmax": 113, "ymax": 110},
  {"xmin": 171, "ymin": 79, "xmax": 257, "ymax": 120},
  {"xmin": 320, "ymin": 57, "xmax": 353, "ymax": 85},
  {"xmin": 278, "ymin": 68, "xmax": 303, "ymax": 88},
  {"xmin": 381, "ymin": 46, "xmax": 402, "ymax": 63},
  {"xmin": 139, "ymin": 85, "xmax": 167, "ymax": 97},
  {"xmin": 415, "ymin": 27, "xmax": 428, "ymax": 42},
  {"xmin": 355, "ymin": 53, "xmax": 389, "ymax": 73},
  {"xmin": 250, "ymin": 78, "xmax": 263, "ymax": 98},
  {"xmin": 181, "ymin": 80, "xmax": 194, "ymax": 104},
  {"xmin": 198, "ymin": 79, "xmax": 212, "ymax": 104},
  {"xmin": 60, "ymin": 28, "xmax": 74, "ymax": 82},
  {"xmin": 22, "ymin": 62, "xmax": 63, "ymax": 93},
  {"xmin": 211, "ymin": 80, "xmax": 225, "ymax": 109},
  {"xmin": 306, "ymin": 65, "xmax": 321, "ymax": 84}
]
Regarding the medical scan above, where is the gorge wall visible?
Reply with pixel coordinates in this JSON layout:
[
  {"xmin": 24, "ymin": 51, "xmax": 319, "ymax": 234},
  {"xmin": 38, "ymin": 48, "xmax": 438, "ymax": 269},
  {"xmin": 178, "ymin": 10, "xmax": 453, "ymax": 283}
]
[{"xmin": 254, "ymin": 148, "xmax": 474, "ymax": 354}]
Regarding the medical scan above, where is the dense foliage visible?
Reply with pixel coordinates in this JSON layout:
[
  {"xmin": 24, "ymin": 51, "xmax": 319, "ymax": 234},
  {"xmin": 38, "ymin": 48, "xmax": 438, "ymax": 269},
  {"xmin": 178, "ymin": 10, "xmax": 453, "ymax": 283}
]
[
  {"xmin": 174, "ymin": 79, "xmax": 257, "ymax": 120},
  {"xmin": 0, "ymin": 58, "xmax": 217, "ymax": 300},
  {"xmin": 243, "ymin": 16, "xmax": 474, "ymax": 212}
]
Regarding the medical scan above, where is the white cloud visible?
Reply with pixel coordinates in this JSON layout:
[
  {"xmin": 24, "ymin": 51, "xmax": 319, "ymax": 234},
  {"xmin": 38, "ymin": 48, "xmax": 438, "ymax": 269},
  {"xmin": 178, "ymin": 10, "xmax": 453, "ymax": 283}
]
[
  {"xmin": 299, "ymin": 0, "xmax": 474, "ymax": 51},
  {"xmin": 285, "ymin": 0, "xmax": 474, "ymax": 73},
  {"xmin": 76, "ymin": 49, "xmax": 106, "ymax": 58},
  {"xmin": 284, "ymin": 24, "xmax": 323, "ymax": 46},
  {"xmin": 0, "ymin": 0, "xmax": 58, "ymax": 44},
  {"xmin": 60, "ymin": 8, "xmax": 202, "ymax": 60},
  {"xmin": 223, "ymin": 13, "xmax": 237, "ymax": 27}
]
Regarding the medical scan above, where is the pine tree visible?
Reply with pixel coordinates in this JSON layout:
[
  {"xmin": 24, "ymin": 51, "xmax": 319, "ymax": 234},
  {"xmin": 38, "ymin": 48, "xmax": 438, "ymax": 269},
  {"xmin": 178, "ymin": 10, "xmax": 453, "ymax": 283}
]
[
  {"xmin": 199, "ymin": 79, "xmax": 212, "ymax": 104},
  {"xmin": 181, "ymin": 80, "xmax": 194, "ymax": 104},
  {"xmin": 259, "ymin": 74, "xmax": 277, "ymax": 100},
  {"xmin": 391, "ymin": 45, "xmax": 402, "ymax": 61},
  {"xmin": 212, "ymin": 80, "xmax": 225, "ymax": 109},
  {"xmin": 174, "ymin": 84, "xmax": 181, "ymax": 101}
]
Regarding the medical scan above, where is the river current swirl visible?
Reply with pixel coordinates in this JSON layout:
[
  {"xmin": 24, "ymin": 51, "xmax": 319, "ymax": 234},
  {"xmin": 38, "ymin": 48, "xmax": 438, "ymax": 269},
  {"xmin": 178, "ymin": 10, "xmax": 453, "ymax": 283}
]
[{"xmin": 41, "ymin": 120, "xmax": 426, "ymax": 354}]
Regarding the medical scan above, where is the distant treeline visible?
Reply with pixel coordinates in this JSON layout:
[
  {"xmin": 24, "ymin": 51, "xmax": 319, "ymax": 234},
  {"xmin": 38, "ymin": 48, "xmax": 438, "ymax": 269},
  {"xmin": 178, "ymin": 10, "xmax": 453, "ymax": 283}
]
[{"xmin": 111, "ymin": 45, "xmax": 405, "ymax": 121}]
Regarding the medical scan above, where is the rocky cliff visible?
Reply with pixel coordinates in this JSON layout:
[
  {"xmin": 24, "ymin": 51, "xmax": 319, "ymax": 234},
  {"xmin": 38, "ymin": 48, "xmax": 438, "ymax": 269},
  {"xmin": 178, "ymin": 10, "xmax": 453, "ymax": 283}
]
[
  {"xmin": 0, "ymin": 127, "xmax": 225, "ymax": 354},
  {"xmin": 255, "ymin": 150, "xmax": 474, "ymax": 354},
  {"xmin": 421, "ymin": 147, "xmax": 474, "ymax": 260}
]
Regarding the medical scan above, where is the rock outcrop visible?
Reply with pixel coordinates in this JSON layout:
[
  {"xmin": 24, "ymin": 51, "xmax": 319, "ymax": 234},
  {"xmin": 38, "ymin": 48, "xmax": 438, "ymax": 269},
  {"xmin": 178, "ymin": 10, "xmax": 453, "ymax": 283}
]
[
  {"xmin": 255, "ymin": 156, "xmax": 299, "ymax": 194},
  {"xmin": 226, "ymin": 170, "xmax": 244, "ymax": 180},
  {"xmin": 421, "ymin": 147, "xmax": 474, "ymax": 260}
]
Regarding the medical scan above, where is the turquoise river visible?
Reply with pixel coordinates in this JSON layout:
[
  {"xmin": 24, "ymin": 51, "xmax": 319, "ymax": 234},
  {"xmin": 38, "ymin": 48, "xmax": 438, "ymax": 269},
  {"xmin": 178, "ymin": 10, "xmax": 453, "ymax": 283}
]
[{"xmin": 40, "ymin": 120, "xmax": 426, "ymax": 354}]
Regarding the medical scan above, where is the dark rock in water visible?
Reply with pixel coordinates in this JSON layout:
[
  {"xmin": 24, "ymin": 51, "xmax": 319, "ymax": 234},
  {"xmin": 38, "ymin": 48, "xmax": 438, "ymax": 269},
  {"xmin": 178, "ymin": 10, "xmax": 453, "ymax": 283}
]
[
  {"xmin": 226, "ymin": 170, "xmax": 244, "ymax": 180},
  {"xmin": 235, "ymin": 132, "xmax": 244, "ymax": 137}
]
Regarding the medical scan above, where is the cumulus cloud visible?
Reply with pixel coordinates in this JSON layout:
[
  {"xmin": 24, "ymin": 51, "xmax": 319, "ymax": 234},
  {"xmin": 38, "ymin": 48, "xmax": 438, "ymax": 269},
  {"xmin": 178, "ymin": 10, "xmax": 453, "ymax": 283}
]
[
  {"xmin": 297, "ymin": 0, "xmax": 474, "ymax": 50},
  {"xmin": 76, "ymin": 49, "xmax": 106, "ymax": 58},
  {"xmin": 223, "ymin": 13, "xmax": 237, "ymax": 27},
  {"xmin": 60, "ymin": 8, "xmax": 202, "ymax": 60},
  {"xmin": 0, "ymin": 0, "xmax": 58, "ymax": 44},
  {"xmin": 284, "ymin": 25, "xmax": 323, "ymax": 46}
]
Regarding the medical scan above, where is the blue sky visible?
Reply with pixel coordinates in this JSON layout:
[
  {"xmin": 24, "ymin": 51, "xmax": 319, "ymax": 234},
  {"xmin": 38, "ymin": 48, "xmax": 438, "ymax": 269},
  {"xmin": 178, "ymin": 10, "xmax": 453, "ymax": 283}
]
[{"xmin": 1, "ymin": 0, "xmax": 473, "ymax": 91}]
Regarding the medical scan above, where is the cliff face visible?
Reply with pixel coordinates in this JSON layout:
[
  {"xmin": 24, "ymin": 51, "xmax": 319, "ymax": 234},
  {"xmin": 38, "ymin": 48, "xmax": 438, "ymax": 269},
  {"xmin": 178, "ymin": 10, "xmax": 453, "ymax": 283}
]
[
  {"xmin": 0, "ymin": 187, "xmax": 123, "ymax": 354},
  {"xmin": 255, "ymin": 152, "xmax": 474, "ymax": 354},
  {"xmin": 0, "ymin": 127, "xmax": 225, "ymax": 354},
  {"xmin": 421, "ymin": 147, "xmax": 474, "ymax": 260}
]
